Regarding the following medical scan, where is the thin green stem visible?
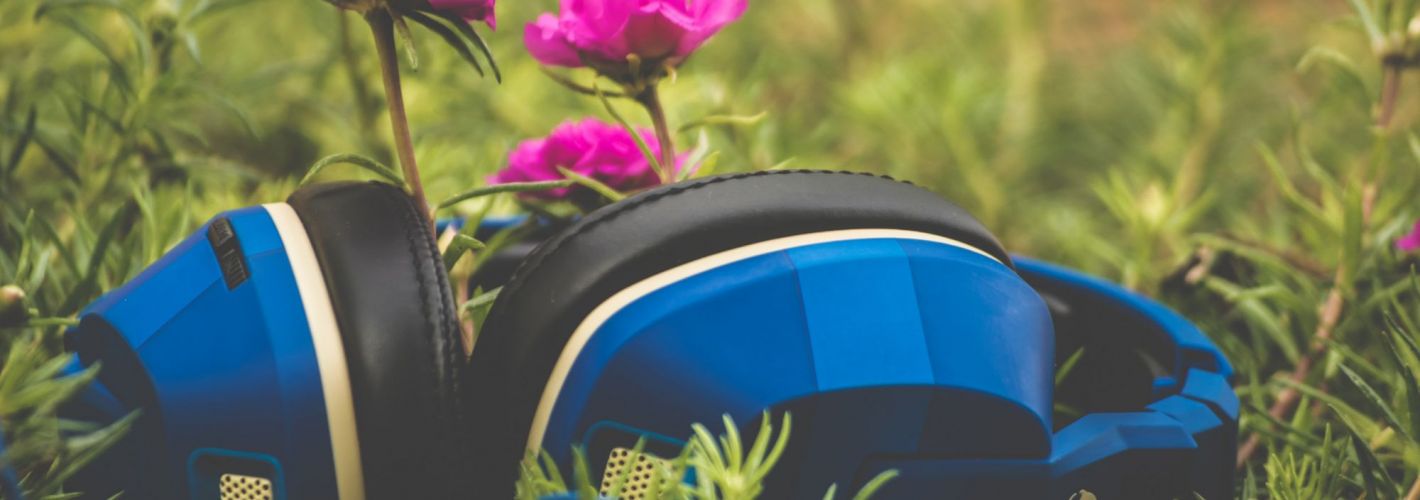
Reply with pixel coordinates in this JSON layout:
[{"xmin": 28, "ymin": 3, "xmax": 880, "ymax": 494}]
[
  {"xmin": 636, "ymin": 85, "xmax": 676, "ymax": 184},
  {"xmin": 367, "ymin": 8, "xmax": 434, "ymax": 234}
]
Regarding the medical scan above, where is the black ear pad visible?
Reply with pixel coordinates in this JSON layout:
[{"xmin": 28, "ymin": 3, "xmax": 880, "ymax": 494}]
[
  {"xmin": 286, "ymin": 181, "xmax": 471, "ymax": 498},
  {"xmin": 466, "ymin": 170, "xmax": 1009, "ymax": 494}
]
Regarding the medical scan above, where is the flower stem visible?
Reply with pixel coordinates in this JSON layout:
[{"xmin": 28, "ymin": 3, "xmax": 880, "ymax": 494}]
[
  {"xmin": 367, "ymin": 8, "xmax": 434, "ymax": 234},
  {"xmin": 1234, "ymin": 189, "xmax": 1374, "ymax": 468},
  {"xmin": 637, "ymin": 85, "xmax": 676, "ymax": 184},
  {"xmin": 1377, "ymin": 63, "xmax": 1403, "ymax": 130}
]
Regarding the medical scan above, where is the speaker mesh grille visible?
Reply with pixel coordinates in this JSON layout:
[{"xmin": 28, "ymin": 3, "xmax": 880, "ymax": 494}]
[
  {"xmin": 220, "ymin": 473, "xmax": 274, "ymax": 500},
  {"xmin": 600, "ymin": 448, "xmax": 673, "ymax": 499}
]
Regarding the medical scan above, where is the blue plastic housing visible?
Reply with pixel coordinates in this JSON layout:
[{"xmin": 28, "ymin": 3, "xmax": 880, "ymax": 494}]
[
  {"xmin": 64, "ymin": 207, "xmax": 335, "ymax": 499},
  {"xmin": 534, "ymin": 238, "xmax": 1237, "ymax": 499}
]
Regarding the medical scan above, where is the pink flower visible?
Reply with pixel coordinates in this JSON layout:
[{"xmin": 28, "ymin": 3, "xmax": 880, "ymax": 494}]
[
  {"xmin": 489, "ymin": 118, "xmax": 684, "ymax": 200},
  {"xmin": 524, "ymin": 0, "xmax": 746, "ymax": 74},
  {"xmin": 429, "ymin": 0, "xmax": 496, "ymax": 28},
  {"xmin": 1399, "ymin": 220, "xmax": 1420, "ymax": 252}
]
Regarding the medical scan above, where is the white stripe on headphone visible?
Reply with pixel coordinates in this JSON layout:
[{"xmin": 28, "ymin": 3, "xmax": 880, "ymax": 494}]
[
  {"xmin": 264, "ymin": 203, "xmax": 366, "ymax": 500},
  {"xmin": 523, "ymin": 229, "xmax": 1002, "ymax": 454}
]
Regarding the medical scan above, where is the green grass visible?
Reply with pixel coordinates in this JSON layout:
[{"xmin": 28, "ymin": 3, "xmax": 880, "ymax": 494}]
[{"xmin": 3, "ymin": 0, "xmax": 1420, "ymax": 497}]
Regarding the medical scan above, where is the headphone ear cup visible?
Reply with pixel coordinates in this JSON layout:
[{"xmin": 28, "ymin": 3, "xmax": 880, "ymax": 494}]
[
  {"xmin": 287, "ymin": 181, "xmax": 471, "ymax": 498},
  {"xmin": 466, "ymin": 170, "xmax": 1011, "ymax": 495}
]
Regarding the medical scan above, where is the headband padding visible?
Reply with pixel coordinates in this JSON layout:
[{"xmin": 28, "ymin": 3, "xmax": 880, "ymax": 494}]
[
  {"xmin": 467, "ymin": 170, "xmax": 1008, "ymax": 493},
  {"xmin": 286, "ymin": 181, "xmax": 470, "ymax": 498}
]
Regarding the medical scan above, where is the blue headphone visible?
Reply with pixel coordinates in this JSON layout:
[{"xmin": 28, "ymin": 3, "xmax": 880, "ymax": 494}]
[{"xmin": 59, "ymin": 170, "xmax": 1236, "ymax": 499}]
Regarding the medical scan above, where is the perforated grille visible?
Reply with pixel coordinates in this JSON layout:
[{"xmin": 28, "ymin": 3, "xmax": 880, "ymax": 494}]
[
  {"xmin": 600, "ymin": 448, "xmax": 673, "ymax": 499},
  {"xmin": 220, "ymin": 473, "xmax": 273, "ymax": 500}
]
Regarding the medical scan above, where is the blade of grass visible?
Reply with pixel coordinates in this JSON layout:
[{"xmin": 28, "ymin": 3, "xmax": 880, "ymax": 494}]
[
  {"xmin": 436, "ymin": 180, "xmax": 574, "ymax": 210},
  {"xmin": 300, "ymin": 153, "xmax": 405, "ymax": 187}
]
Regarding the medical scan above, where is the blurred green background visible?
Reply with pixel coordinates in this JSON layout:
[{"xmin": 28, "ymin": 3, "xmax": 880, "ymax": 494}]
[
  {"xmin": 3, "ymin": 0, "xmax": 1397, "ymax": 284},
  {"xmin": 0, "ymin": 0, "xmax": 1385, "ymax": 275},
  {"xmin": 4, "ymin": 0, "xmax": 1420, "ymax": 497}
]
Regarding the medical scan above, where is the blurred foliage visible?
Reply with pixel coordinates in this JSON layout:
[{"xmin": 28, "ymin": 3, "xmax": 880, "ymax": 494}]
[
  {"xmin": 2, "ymin": 0, "xmax": 1420, "ymax": 497},
  {"xmin": 516, "ymin": 413, "xmax": 900, "ymax": 500}
]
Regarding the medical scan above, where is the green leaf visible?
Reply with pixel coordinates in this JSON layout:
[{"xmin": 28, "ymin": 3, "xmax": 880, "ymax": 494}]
[
  {"xmin": 74, "ymin": 95, "xmax": 125, "ymax": 135},
  {"xmin": 184, "ymin": 82, "xmax": 259, "ymax": 138},
  {"xmin": 678, "ymin": 129, "xmax": 717, "ymax": 182},
  {"xmin": 1338, "ymin": 363, "xmax": 1410, "ymax": 440},
  {"xmin": 41, "ymin": 15, "xmax": 134, "ymax": 97},
  {"xmin": 456, "ymin": 21, "xmax": 501, "ymax": 84},
  {"xmin": 721, "ymin": 414, "xmax": 743, "ymax": 471},
  {"xmin": 539, "ymin": 68, "xmax": 624, "ymax": 97},
  {"xmin": 36, "ymin": 0, "xmax": 152, "ymax": 75},
  {"xmin": 1055, "ymin": 347, "xmax": 1085, "ymax": 387},
  {"xmin": 460, "ymin": 286, "xmax": 500, "ymax": 334},
  {"xmin": 184, "ymin": 0, "xmax": 260, "ymax": 24},
  {"xmin": 59, "ymin": 200, "xmax": 136, "ymax": 313},
  {"xmin": 1344, "ymin": 190, "xmax": 1362, "ymax": 272},
  {"xmin": 1335, "ymin": 407, "xmax": 1398, "ymax": 500},
  {"xmin": 32, "ymin": 135, "xmax": 80, "ymax": 183},
  {"xmin": 441, "ymin": 234, "xmax": 485, "ymax": 272},
  {"xmin": 570, "ymin": 447, "xmax": 598, "ymax": 499},
  {"xmin": 1255, "ymin": 142, "xmax": 1326, "ymax": 226},
  {"xmin": 677, "ymin": 111, "xmax": 769, "ymax": 133},
  {"xmin": 749, "ymin": 412, "xmax": 792, "ymax": 486},
  {"xmin": 46, "ymin": 411, "xmax": 140, "ymax": 488},
  {"xmin": 1347, "ymin": 0, "xmax": 1385, "ymax": 44},
  {"xmin": 1408, "ymin": 133, "xmax": 1420, "ymax": 168},
  {"xmin": 1296, "ymin": 46, "xmax": 1372, "ymax": 108},
  {"xmin": 1241, "ymin": 464, "xmax": 1258, "ymax": 500},
  {"xmin": 181, "ymin": 32, "xmax": 203, "ymax": 65},
  {"xmin": 1279, "ymin": 378, "xmax": 1369, "ymax": 425},
  {"xmin": 5, "ymin": 106, "xmax": 37, "ymax": 177},
  {"xmin": 436, "ymin": 180, "xmax": 574, "ymax": 210},
  {"xmin": 443, "ymin": 202, "xmax": 493, "ymax": 272},
  {"xmin": 403, "ymin": 10, "xmax": 484, "ymax": 78},
  {"xmin": 1381, "ymin": 328, "xmax": 1420, "ymax": 441},
  {"xmin": 595, "ymin": 83, "xmax": 664, "ymax": 179},
  {"xmin": 23, "ymin": 317, "xmax": 79, "ymax": 328},
  {"xmin": 556, "ymin": 167, "xmax": 626, "ymax": 203},
  {"xmin": 1241, "ymin": 401, "xmax": 1325, "ymax": 448},
  {"xmin": 471, "ymin": 217, "xmax": 536, "ymax": 272},
  {"xmin": 428, "ymin": 9, "xmax": 500, "ymax": 82},
  {"xmin": 392, "ymin": 13, "xmax": 419, "ymax": 71},
  {"xmin": 1201, "ymin": 276, "xmax": 1301, "ymax": 362},
  {"xmin": 538, "ymin": 449, "xmax": 566, "ymax": 491},
  {"xmin": 1388, "ymin": 313, "xmax": 1420, "ymax": 363},
  {"xmin": 767, "ymin": 157, "xmax": 796, "ymax": 170},
  {"xmin": 300, "ymin": 153, "xmax": 405, "ymax": 187},
  {"xmin": 5, "ymin": 360, "xmax": 96, "ymax": 414},
  {"xmin": 604, "ymin": 438, "xmax": 647, "ymax": 498},
  {"xmin": 852, "ymin": 469, "xmax": 899, "ymax": 500}
]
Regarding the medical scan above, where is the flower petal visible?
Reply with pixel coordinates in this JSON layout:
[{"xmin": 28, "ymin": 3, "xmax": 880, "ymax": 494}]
[
  {"xmin": 1398, "ymin": 220, "xmax": 1420, "ymax": 252},
  {"xmin": 623, "ymin": 4, "xmax": 691, "ymax": 60},
  {"xmin": 523, "ymin": 14, "xmax": 583, "ymax": 67},
  {"xmin": 563, "ymin": 0, "xmax": 633, "ymax": 60},
  {"xmin": 674, "ymin": 0, "xmax": 746, "ymax": 58}
]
